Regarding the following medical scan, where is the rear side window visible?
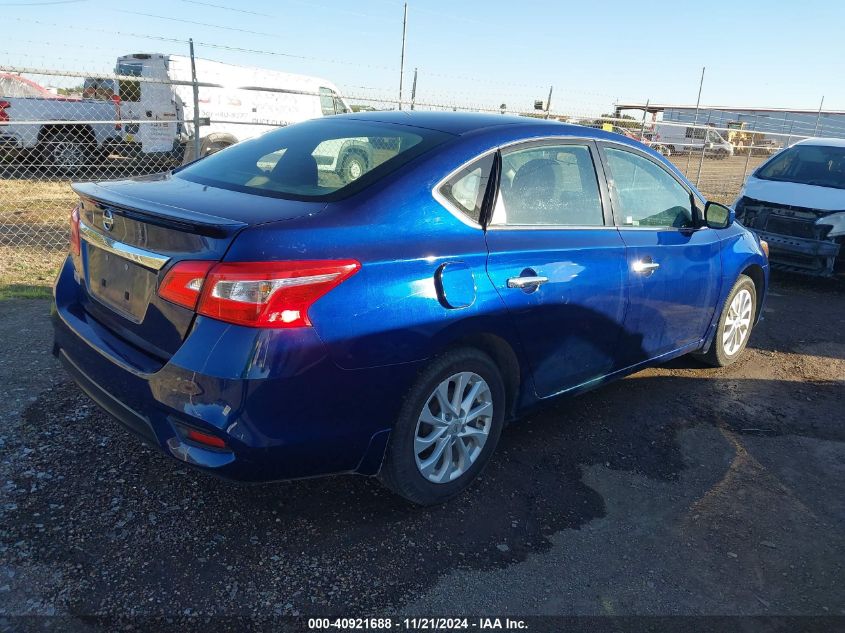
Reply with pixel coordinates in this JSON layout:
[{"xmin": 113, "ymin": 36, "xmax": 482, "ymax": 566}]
[
  {"xmin": 491, "ymin": 144, "xmax": 604, "ymax": 226},
  {"xmin": 604, "ymin": 148, "xmax": 693, "ymax": 228},
  {"xmin": 176, "ymin": 119, "xmax": 451, "ymax": 201},
  {"xmin": 437, "ymin": 154, "xmax": 494, "ymax": 223}
]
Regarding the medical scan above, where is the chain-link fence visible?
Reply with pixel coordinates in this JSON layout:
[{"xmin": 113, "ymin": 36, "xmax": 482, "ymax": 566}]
[{"xmin": 1, "ymin": 52, "xmax": 841, "ymax": 287}]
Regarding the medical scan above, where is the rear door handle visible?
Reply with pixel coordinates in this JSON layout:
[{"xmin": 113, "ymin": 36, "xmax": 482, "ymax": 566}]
[
  {"xmin": 632, "ymin": 260, "xmax": 660, "ymax": 274},
  {"xmin": 507, "ymin": 275, "xmax": 549, "ymax": 289}
]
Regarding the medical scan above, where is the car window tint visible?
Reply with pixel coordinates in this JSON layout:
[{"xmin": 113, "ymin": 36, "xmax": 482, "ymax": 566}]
[
  {"xmin": 177, "ymin": 119, "xmax": 450, "ymax": 201},
  {"xmin": 491, "ymin": 144, "xmax": 603, "ymax": 226},
  {"xmin": 605, "ymin": 148, "xmax": 693, "ymax": 228},
  {"xmin": 438, "ymin": 154, "xmax": 494, "ymax": 223}
]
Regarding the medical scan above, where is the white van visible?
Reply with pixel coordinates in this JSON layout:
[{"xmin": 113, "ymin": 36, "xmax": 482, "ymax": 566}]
[
  {"xmin": 653, "ymin": 123, "xmax": 734, "ymax": 158},
  {"xmin": 107, "ymin": 53, "xmax": 352, "ymax": 162}
]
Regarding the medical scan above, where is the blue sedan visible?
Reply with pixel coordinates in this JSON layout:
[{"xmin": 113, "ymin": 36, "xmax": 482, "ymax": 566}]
[{"xmin": 52, "ymin": 112, "xmax": 769, "ymax": 505}]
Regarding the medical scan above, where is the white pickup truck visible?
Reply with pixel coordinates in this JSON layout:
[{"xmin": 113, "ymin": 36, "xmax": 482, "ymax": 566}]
[{"xmin": 0, "ymin": 93, "xmax": 120, "ymax": 172}]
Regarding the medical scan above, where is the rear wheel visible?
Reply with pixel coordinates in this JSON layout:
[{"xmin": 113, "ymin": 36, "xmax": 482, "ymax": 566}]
[
  {"xmin": 696, "ymin": 274, "xmax": 756, "ymax": 367},
  {"xmin": 340, "ymin": 151, "xmax": 367, "ymax": 184},
  {"xmin": 379, "ymin": 348, "xmax": 505, "ymax": 505},
  {"xmin": 38, "ymin": 129, "xmax": 93, "ymax": 174}
]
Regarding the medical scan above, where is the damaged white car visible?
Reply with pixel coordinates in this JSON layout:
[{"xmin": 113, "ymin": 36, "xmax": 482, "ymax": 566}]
[{"xmin": 734, "ymin": 138, "xmax": 845, "ymax": 276}]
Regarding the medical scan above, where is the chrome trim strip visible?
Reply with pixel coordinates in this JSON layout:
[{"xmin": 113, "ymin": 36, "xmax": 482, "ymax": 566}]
[
  {"xmin": 431, "ymin": 148, "xmax": 497, "ymax": 230},
  {"xmin": 79, "ymin": 222, "xmax": 170, "ymax": 271}
]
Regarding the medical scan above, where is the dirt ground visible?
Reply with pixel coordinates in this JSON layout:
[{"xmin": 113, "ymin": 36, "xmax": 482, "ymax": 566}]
[{"xmin": 0, "ymin": 273, "xmax": 843, "ymax": 626}]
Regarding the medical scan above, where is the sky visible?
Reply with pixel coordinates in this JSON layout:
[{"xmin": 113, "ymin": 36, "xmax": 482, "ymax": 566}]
[{"xmin": 2, "ymin": 0, "xmax": 843, "ymax": 117}]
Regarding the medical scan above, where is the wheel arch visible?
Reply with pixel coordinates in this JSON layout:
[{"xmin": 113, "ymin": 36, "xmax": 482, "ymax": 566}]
[
  {"xmin": 440, "ymin": 332, "xmax": 522, "ymax": 422},
  {"xmin": 740, "ymin": 263, "xmax": 766, "ymax": 323},
  {"xmin": 38, "ymin": 123, "xmax": 96, "ymax": 144}
]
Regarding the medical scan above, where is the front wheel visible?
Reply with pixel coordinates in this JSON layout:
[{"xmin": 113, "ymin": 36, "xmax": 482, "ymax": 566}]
[
  {"xmin": 379, "ymin": 348, "xmax": 505, "ymax": 505},
  {"xmin": 696, "ymin": 274, "xmax": 756, "ymax": 367}
]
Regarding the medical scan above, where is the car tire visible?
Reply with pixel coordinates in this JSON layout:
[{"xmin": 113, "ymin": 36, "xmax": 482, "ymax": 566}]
[
  {"xmin": 696, "ymin": 274, "xmax": 757, "ymax": 367},
  {"xmin": 340, "ymin": 151, "xmax": 367, "ymax": 184},
  {"xmin": 203, "ymin": 140, "xmax": 232, "ymax": 157},
  {"xmin": 379, "ymin": 347, "xmax": 506, "ymax": 506},
  {"xmin": 38, "ymin": 129, "xmax": 92, "ymax": 175}
]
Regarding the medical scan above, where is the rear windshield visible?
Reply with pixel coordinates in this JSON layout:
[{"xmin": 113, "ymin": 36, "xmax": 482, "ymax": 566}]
[
  {"xmin": 755, "ymin": 144, "xmax": 845, "ymax": 190},
  {"xmin": 176, "ymin": 119, "xmax": 452, "ymax": 201}
]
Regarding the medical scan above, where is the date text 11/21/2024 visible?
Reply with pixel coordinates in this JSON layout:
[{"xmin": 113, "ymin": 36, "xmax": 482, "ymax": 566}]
[{"xmin": 307, "ymin": 618, "xmax": 528, "ymax": 630}]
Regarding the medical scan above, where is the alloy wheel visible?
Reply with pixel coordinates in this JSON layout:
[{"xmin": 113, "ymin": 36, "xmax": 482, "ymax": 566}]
[
  {"xmin": 413, "ymin": 371, "xmax": 493, "ymax": 484},
  {"xmin": 722, "ymin": 288, "xmax": 753, "ymax": 356}
]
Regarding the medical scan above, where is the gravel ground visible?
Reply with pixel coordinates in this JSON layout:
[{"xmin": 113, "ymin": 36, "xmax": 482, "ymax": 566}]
[{"xmin": 0, "ymin": 274, "xmax": 843, "ymax": 626}]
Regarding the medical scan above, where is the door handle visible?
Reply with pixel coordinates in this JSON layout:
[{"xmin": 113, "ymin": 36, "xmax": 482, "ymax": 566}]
[
  {"xmin": 507, "ymin": 275, "xmax": 549, "ymax": 289},
  {"xmin": 632, "ymin": 260, "xmax": 660, "ymax": 274}
]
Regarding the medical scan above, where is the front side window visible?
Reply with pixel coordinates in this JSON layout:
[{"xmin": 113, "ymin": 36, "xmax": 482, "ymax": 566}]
[
  {"xmin": 438, "ymin": 154, "xmax": 494, "ymax": 223},
  {"xmin": 491, "ymin": 144, "xmax": 604, "ymax": 226},
  {"xmin": 177, "ymin": 119, "xmax": 449, "ymax": 201},
  {"xmin": 604, "ymin": 147, "xmax": 693, "ymax": 228}
]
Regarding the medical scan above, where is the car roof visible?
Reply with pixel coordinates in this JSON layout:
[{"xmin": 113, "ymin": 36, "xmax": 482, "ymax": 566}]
[
  {"xmin": 794, "ymin": 137, "xmax": 845, "ymax": 148},
  {"xmin": 340, "ymin": 110, "xmax": 578, "ymax": 136}
]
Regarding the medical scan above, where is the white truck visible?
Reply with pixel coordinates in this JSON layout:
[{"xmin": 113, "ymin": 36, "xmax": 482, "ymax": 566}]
[
  {"xmin": 0, "ymin": 75, "xmax": 121, "ymax": 172},
  {"xmin": 106, "ymin": 53, "xmax": 353, "ymax": 164},
  {"xmin": 1, "ymin": 55, "xmax": 353, "ymax": 173},
  {"xmin": 652, "ymin": 123, "xmax": 734, "ymax": 158}
]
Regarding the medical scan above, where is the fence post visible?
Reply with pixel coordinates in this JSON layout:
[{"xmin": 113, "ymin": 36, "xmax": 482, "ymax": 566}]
[
  {"xmin": 189, "ymin": 39, "xmax": 201, "ymax": 160},
  {"xmin": 544, "ymin": 85, "xmax": 553, "ymax": 119},
  {"xmin": 695, "ymin": 112, "xmax": 712, "ymax": 187},
  {"xmin": 410, "ymin": 68, "xmax": 418, "ymax": 110},
  {"xmin": 398, "ymin": 2, "xmax": 407, "ymax": 110},
  {"xmin": 742, "ymin": 114, "xmax": 758, "ymax": 181},
  {"xmin": 685, "ymin": 66, "xmax": 705, "ymax": 176},
  {"xmin": 640, "ymin": 99, "xmax": 650, "ymax": 141},
  {"xmin": 813, "ymin": 95, "xmax": 824, "ymax": 136}
]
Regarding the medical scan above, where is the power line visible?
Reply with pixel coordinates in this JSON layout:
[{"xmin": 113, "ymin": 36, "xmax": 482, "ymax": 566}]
[
  {"xmin": 175, "ymin": 0, "xmax": 273, "ymax": 17},
  {"xmin": 114, "ymin": 10, "xmax": 279, "ymax": 38},
  {"xmin": 0, "ymin": 0, "xmax": 86, "ymax": 5},
  {"xmin": 5, "ymin": 17, "xmax": 399, "ymax": 71}
]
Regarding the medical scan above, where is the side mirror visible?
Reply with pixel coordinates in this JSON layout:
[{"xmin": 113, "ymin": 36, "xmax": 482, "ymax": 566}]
[{"xmin": 704, "ymin": 201, "xmax": 734, "ymax": 229}]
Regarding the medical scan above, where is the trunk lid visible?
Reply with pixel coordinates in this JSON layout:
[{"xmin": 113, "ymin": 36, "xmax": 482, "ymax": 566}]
[{"xmin": 73, "ymin": 174, "xmax": 327, "ymax": 359}]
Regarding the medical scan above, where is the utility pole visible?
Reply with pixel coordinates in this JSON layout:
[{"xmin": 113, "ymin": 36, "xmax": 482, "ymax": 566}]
[
  {"xmin": 813, "ymin": 96, "xmax": 825, "ymax": 136},
  {"xmin": 189, "ymin": 39, "xmax": 201, "ymax": 160},
  {"xmin": 685, "ymin": 66, "xmax": 705, "ymax": 176},
  {"xmin": 545, "ymin": 85, "xmax": 553, "ymax": 119},
  {"xmin": 398, "ymin": 2, "xmax": 407, "ymax": 110}
]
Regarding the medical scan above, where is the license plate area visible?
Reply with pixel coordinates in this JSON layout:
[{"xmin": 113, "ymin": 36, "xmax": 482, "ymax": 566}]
[{"xmin": 87, "ymin": 245, "xmax": 155, "ymax": 323}]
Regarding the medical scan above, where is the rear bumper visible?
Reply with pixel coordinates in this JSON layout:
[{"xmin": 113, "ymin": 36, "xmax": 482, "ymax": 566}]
[
  {"xmin": 752, "ymin": 229, "xmax": 840, "ymax": 276},
  {"xmin": 52, "ymin": 256, "xmax": 411, "ymax": 482}
]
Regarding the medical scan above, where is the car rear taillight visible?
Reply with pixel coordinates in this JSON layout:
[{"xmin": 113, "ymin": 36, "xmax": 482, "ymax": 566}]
[
  {"xmin": 69, "ymin": 205, "xmax": 81, "ymax": 256},
  {"xmin": 158, "ymin": 259, "xmax": 361, "ymax": 328},
  {"xmin": 0, "ymin": 100, "xmax": 9, "ymax": 125},
  {"xmin": 159, "ymin": 260, "xmax": 216, "ymax": 310}
]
